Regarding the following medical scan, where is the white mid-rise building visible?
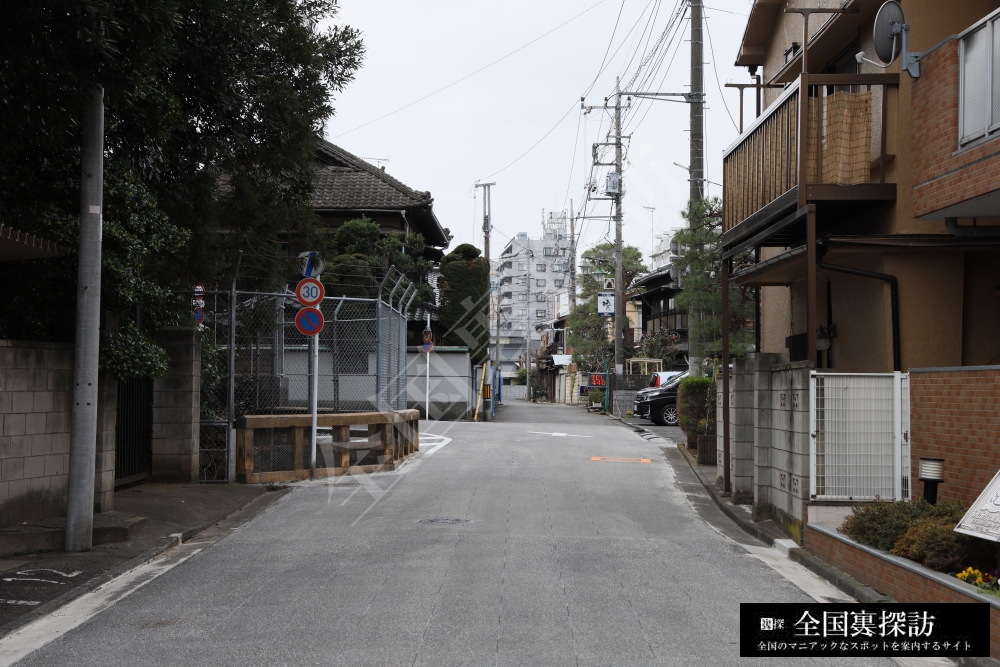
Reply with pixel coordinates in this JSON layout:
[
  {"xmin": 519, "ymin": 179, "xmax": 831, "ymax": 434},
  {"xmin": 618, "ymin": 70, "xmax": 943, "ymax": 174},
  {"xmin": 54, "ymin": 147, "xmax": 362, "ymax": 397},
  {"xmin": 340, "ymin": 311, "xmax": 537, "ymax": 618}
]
[{"xmin": 492, "ymin": 212, "xmax": 572, "ymax": 379}]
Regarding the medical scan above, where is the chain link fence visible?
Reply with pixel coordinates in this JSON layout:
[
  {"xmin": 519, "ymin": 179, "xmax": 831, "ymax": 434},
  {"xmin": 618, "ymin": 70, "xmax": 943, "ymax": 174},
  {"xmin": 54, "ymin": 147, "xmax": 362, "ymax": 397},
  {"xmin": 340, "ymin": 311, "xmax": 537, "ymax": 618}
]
[{"xmin": 197, "ymin": 271, "xmax": 416, "ymax": 480}]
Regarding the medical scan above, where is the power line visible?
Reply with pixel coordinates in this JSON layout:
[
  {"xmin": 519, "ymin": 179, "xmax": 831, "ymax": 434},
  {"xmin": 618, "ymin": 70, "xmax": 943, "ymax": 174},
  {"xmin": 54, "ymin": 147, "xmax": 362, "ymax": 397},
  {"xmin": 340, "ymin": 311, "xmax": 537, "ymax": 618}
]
[
  {"xmin": 704, "ymin": 14, "xmax": 739, "ymax": 132},
  {"xmin": 332, "ymin": 0, "xmax": 612, "ymax": 138}
]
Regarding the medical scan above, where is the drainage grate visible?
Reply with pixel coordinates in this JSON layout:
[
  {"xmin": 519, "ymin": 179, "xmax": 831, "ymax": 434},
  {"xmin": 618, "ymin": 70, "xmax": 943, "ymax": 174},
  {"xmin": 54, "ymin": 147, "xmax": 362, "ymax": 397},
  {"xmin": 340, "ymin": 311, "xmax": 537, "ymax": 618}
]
[{"xmin": 418, "ymin": 518, "xmax": 472, "ymax": 525}]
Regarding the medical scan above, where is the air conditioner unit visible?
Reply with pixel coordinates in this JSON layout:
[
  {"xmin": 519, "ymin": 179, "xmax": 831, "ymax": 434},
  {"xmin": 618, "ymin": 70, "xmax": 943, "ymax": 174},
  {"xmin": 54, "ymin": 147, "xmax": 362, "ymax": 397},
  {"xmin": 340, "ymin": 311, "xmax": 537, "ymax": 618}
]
[{"xmin": 605, "ymin": 172, "xmax": 621, "ymax": 195}]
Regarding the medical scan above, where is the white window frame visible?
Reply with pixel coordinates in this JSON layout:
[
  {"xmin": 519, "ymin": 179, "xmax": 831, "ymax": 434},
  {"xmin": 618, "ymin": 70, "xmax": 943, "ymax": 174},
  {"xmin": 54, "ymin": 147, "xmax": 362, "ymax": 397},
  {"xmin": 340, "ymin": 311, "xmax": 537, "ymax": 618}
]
[{"xmin": 959, "ymin": 13, "xmax": 1000, "ymax": 146}]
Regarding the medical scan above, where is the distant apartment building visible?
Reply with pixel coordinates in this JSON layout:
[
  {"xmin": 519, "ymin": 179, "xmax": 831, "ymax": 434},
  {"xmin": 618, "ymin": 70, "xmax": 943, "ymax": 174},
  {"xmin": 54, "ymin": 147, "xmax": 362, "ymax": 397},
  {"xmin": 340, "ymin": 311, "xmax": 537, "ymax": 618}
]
[{"xmin": 493, "ymin": 212, "xmax": 572, "ymax": 380}]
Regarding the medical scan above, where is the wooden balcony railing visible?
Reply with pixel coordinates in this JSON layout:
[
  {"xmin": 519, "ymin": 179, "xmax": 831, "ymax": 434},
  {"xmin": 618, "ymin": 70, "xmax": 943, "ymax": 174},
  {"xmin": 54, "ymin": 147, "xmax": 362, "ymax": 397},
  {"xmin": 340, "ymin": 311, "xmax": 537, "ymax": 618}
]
[{"xmin": 722, "ymin": 73, "xmax": 899, "ymax": 234}]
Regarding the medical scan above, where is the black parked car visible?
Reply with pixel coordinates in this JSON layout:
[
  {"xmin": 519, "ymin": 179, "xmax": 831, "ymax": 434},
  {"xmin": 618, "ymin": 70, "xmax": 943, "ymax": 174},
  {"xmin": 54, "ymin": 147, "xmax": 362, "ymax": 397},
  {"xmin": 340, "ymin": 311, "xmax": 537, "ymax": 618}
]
[{"xmin": 633, "ymin": 371, "xmax": 687, "ymax": 426}]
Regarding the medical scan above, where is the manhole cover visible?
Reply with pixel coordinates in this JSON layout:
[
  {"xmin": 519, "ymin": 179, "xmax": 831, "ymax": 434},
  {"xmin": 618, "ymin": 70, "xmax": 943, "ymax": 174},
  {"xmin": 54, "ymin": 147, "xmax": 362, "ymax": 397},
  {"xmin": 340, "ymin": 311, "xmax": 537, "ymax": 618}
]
[{"xmin": 418, "ymin": 518, "xmax": 472, "ymax": 525}]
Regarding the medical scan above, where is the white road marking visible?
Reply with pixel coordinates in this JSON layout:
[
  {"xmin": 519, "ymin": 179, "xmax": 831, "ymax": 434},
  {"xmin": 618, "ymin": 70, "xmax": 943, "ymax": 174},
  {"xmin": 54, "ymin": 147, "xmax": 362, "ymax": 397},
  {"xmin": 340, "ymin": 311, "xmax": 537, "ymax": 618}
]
[
  {"xmin": 526, "ymin": 432, "xmax": 593, "ymax": 438},
  {"xmin": 15, "ymin": 569, "xmax": 80, "ymax": 579},
  {"xmin": 421, "ymin": 434, "xmax": 452, "ymax": 456},
  {"xmin": 0, "ymin": 545, "xmax": 201, "ymax": 667}
]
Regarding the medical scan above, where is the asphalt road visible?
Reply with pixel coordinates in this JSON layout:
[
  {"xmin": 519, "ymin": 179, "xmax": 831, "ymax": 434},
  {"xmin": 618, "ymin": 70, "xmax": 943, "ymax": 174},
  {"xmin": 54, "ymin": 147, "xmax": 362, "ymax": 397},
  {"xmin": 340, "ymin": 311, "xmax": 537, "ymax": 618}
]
[{"xmin": 4, "ymin": 402, "xmax": 901, "ymax": 666}]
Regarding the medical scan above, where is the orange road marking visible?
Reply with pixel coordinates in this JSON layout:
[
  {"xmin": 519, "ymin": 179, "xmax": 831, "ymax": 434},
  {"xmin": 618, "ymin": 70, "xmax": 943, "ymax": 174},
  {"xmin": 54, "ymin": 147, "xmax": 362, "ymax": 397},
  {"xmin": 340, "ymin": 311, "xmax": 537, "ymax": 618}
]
[{"xmin": 590, "ymin": 456, "xmax": 651, "ymax": 463}]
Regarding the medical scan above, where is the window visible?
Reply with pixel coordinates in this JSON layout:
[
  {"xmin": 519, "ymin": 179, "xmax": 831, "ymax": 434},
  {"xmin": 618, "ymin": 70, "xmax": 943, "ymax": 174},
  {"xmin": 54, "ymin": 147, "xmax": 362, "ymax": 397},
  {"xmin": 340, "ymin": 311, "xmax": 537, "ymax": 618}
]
[
  {"xmin": 543, "ymin": 247, "xmax": 555, "ymax": 256},
  {"xmin": 554, "ymin": 280, "xmax": 564, "ymax": 288},
  {"xmin": 536, "ymin": 309, "xmax": 546, "ymax": 318},
  {"xmin": 518, "ymin": 263, "xmax": 527, "ymax": 270},
  {"xmin": 536, "ymin": 263, "xmax": 546, "ymax": 272},
  {"xmin": 517, "ymin": 294, "xmax": 526, "ymax": 302},
  {"xmin": 960, "ymin": 18, "xmax": 1000, "ymax": 145},
  {"xmin": 516, "ymin": 309, "xmax": 526, "ymax": 317},
  {"xmin": 536, "ymin": 279, "xmax": 546, "ymax": 287},
  {"xmin": 535, "ymin": 293, "xmax": 545, "ymax": 302}
]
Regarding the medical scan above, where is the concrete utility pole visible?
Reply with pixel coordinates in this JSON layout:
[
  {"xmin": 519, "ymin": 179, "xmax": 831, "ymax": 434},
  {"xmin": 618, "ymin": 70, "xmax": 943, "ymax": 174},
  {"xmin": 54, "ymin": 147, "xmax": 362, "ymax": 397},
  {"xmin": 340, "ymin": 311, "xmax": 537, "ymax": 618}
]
[
  {"xmin": 569, "ymin": 200, "xmax": 577, "ymax": 310},
  {"xmin": 687, "ymin": 0, "xmax": 705, "ymax": 378},
  {"xmin": 476, "ymin": 182, "xmax": 495, "ymax": 418},
  {"xmin": 66, "ymin": 85, "xmax": 104, "ymax": 552},
  {"xmin": 613, "ymin": 78, "xmax": 625, "ymax": 380},
  {"xmin": 476, "ymin": 182, "xmax": 495, "ymax": 264}
]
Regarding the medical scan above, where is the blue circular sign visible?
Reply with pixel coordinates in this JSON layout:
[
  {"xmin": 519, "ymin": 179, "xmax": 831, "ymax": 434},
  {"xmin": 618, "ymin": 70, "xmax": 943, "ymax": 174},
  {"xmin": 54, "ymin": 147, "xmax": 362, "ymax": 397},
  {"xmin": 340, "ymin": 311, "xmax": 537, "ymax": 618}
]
[
  {"xmin": 193, "ymin": 307, "xmax": 205, "ymax": 324},
  {"xmin": 295, "ymin": 307, "xmax": 324, "ymax": 336}
]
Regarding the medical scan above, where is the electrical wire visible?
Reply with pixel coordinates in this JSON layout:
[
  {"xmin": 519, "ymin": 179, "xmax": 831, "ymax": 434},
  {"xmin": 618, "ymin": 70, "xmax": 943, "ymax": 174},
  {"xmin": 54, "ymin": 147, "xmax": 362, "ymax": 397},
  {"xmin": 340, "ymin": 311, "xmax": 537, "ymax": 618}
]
[
  {"xmin": 332, "ymin": 0, "xmax": 612, "ymax": 138},
  {"xmin": 477, "ymin": 0, "xmax": 632, "ymax": 183},
  {"xmin": 622, "ymin": 18, "xmax": 687, "ymax": 135},
  {"xmin": 704, "ymin": 14, "xmax": 739, "ymax": 132}
]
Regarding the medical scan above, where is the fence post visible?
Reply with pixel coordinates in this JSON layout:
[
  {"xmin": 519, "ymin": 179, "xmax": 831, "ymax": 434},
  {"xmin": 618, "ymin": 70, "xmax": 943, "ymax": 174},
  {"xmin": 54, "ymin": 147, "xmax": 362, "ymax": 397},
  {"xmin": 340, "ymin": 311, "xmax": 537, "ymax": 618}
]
[
  {"xmin": 893, "ymin": 371, "xmax": 903, "ymax": 500},
  {"xmin": 808, "ymin": 371, "xmax": 817, "ymax": 501}
]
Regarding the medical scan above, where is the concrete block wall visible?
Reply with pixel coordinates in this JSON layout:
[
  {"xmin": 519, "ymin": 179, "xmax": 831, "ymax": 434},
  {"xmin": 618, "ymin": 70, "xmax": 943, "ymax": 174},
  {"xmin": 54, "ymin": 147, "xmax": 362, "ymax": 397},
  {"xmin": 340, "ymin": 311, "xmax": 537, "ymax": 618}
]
[
  {"xmin": 755, "ymin": 361, "xmax": 812, "ymax": 541},
  {"xmin": 151, "ymin": 328, "xmax": 200, "ymax": 482},
  {"xmin": 909, "ymin": 366, "xmax": 1000, "ymax": 506},
  {"xmin": 0, "ymin": 340, "xmax": 115, "ymax": 526}
]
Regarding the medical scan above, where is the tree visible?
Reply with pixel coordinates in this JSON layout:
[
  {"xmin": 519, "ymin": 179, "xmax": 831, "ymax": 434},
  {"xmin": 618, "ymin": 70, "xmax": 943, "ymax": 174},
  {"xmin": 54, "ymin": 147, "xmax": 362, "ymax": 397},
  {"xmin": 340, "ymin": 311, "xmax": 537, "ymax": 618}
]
[
  {"xmin": 318, "ymin": 218, "xmax": 435, "ymax": 304},
  {"xmin": 0, "ymin": 1, "xmax": 364, "ymax": 377},
  {"xmin": 672, "ymin": 198, "xmax": 755, "ymax": 359},
  {"xmin": 568, "ymin": 243, "xmax": 648, "ymax": 371},
  {"xmin": 639, "ymin": 328, "xmax": 681, "ymax": 363},
  {"xmin": 438, "ymin": 244, "xmax": 490, "ymax": 365}
]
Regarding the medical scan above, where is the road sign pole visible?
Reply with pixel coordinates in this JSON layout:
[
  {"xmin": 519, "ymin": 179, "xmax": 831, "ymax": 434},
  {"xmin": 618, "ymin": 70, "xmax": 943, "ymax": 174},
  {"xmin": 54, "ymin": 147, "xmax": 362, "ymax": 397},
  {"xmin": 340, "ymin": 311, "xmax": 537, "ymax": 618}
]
[{"xmin": 310, "ymin": 333, "xmax": 319, "ymax": 477}]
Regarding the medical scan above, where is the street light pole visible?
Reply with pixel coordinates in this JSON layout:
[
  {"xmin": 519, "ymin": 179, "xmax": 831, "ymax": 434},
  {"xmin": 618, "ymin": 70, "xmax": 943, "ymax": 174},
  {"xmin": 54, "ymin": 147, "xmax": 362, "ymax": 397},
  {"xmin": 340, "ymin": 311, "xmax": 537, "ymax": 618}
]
[{"xmin": 644, "ymin": 206, "xmax": 656, "ymax": 261}]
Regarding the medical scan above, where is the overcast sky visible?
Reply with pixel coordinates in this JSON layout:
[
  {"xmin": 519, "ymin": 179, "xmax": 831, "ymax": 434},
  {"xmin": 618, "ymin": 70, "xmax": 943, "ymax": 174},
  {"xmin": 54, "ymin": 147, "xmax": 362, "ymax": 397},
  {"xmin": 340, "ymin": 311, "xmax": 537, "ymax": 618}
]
[{"xmin": 326, "ymin": 0, "xmax": 755, "ymax": 265}]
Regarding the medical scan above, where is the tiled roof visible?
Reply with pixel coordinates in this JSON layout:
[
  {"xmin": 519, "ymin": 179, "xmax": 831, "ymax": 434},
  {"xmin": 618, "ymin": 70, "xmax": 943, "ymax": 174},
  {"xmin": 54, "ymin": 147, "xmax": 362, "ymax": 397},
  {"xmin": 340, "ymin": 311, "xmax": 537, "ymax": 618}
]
[
  {"xmin": 313, "ymin": 140, "xmax": 433, "ymax": 210},
  {"xmin": 311, "ymin": 140, "xmax": 448, "ymax": 248}
]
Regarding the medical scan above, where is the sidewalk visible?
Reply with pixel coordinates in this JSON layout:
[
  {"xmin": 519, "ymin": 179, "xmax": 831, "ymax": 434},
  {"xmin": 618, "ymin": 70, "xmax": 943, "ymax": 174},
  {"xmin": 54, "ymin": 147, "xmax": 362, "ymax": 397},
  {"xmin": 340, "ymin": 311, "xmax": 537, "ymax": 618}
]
[
  {"xmin": 0, "ymin": 482, "xmax": 289, "ymax": 636},
  {"xmin": 625, "ymin": 418, "xmax": 893, "ymax": 604}
]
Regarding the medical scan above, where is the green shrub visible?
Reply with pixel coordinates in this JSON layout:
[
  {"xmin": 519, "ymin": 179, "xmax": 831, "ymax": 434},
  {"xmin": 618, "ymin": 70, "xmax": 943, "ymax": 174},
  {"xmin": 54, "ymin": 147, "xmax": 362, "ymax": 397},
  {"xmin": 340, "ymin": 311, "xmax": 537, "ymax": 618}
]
[
  {"xmin": 588, "ymin": 388, "xmax": 605, "ymax": 406},
  {"xmin": 891, "ymin": 517, "xmax": 995, "ymax": 573},
  {"xmin": 839, "ymin": 498, "xmax": 968, "ymax": 552},
  {"xmin": 677, "ymin": 376, "xmax": 712, "ymax": 436}
]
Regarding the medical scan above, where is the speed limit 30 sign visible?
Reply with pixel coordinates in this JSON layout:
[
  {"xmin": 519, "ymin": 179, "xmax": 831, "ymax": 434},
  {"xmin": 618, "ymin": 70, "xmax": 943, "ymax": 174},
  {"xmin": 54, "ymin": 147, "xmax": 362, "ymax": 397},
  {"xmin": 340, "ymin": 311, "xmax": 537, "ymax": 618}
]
[{"xmin": 295, "ymin": 277, "xmax": 325, "ymax": 307}]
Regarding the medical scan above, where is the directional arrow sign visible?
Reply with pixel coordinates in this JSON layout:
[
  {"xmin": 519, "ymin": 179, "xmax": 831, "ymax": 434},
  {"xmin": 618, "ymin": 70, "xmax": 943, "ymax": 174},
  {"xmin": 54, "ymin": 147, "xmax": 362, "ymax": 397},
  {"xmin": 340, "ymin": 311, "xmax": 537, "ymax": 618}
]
[
  {"xmin": 297, "ymin": 251, "xmax": 325, "ymax": 278},
  {"xmin": 295, "ymin": 307, "xmax": 324, "ymax": 336}
]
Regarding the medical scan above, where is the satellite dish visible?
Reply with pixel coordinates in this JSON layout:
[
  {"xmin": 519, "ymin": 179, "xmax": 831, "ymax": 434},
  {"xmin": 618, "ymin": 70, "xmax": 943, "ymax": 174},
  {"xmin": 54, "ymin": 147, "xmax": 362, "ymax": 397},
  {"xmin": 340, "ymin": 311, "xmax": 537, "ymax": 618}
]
[
  {"xmin": 871, "ymin": 0, "xmax": 921, "ymax": 78},
  {"xmin": 873, "ymin": 0, "xmax": 904, "ymax": 64}
]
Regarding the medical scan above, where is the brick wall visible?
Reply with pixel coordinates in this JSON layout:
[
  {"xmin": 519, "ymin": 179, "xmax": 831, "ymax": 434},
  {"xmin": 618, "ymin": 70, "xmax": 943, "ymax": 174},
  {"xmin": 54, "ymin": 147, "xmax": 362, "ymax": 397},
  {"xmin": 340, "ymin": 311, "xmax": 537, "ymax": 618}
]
[
  {"xmin": 806, "ymin": 524, "xmax": 1000, "ymax": 659},
  {"xmin": 912, "ymin": 39, "xmax": 1000, "ymax": 218},
  {"xmin": 909, "ymin": 367, "xmax": 1000, "ymax": 506}
]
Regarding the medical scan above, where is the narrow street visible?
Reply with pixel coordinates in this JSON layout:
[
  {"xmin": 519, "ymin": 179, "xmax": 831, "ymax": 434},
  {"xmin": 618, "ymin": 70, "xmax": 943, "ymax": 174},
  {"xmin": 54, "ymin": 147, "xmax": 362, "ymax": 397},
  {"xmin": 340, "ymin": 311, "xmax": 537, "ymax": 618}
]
[{"xmin": 6, "ymin": 402, "xmax": 898, "ymax": 666}]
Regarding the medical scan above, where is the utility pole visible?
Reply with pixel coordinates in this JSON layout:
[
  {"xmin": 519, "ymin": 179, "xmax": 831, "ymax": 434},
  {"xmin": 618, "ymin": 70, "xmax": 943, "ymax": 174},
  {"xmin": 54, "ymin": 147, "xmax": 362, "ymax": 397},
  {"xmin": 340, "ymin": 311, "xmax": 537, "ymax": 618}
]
[
  {"xmin": 66, "ymin": 84, "xmax": 104, "ymax": 552},
  {"xmin": 476, "ymin": 182, "xmax": 495, "ymax": 263},
  {"xmin": 688, "ymin": 0, "xmax": 705, "ymax": 378},
  {"xmin": 476, "ymin": 182, "xmax": 495, "ymax": 416},
  {"xmin": 613, "ymin": 78, "xmax": 624, "ymax": 380},
  {"xmin": 580, "ymin": 81, "xmax": 628, "ymax": 401},
  {"xmin": 569, "ymin": 200, "xmax": 577, "ymax": 310}
]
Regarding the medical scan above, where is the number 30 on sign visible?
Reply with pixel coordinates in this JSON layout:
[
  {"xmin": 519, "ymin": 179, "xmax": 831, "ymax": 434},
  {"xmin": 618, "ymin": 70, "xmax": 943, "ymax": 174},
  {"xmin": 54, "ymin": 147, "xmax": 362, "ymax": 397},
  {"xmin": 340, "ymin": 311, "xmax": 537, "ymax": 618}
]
[{"xmin": 295, "ymin": 277, "xmax": 325, "ymax": 307}]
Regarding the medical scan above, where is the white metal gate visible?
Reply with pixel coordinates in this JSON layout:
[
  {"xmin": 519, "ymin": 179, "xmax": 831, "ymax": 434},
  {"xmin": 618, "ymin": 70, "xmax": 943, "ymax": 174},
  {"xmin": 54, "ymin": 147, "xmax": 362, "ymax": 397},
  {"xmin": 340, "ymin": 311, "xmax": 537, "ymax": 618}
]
[{"xmin": 809, "ymin": 372, "xmax": 910, "ymax": 501}]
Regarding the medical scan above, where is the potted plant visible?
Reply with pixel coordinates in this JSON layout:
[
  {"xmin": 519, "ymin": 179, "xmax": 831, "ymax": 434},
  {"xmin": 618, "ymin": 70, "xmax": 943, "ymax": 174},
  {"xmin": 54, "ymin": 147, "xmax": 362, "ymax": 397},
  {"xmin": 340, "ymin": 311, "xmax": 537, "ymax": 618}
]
[
  {"xmin": 588, "ymin": 388, "xmax": 605, "ymax": 412},
  {"xmin": 678, "ymin": 376, "xmax": 712, "ymax": 450}
]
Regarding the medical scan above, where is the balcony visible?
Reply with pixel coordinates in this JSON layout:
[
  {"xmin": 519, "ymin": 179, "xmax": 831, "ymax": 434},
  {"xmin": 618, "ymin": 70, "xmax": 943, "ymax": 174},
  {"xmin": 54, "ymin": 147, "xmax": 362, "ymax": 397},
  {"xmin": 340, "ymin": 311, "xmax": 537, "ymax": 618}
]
[{"xmin": 722, "ymin": 73, "xmax": 899, "ymax": 254}]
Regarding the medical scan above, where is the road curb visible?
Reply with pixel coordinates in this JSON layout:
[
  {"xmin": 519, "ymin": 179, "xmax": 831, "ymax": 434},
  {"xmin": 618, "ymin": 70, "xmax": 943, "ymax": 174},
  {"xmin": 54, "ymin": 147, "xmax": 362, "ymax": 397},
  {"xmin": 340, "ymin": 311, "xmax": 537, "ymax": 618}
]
[
  {"xmin": 0, "ymin": 486, "xmax": 292, "ymax": 639},
  {"xmin": 612, "ymin": 416, "xmax": 893, "ymax": 606}
]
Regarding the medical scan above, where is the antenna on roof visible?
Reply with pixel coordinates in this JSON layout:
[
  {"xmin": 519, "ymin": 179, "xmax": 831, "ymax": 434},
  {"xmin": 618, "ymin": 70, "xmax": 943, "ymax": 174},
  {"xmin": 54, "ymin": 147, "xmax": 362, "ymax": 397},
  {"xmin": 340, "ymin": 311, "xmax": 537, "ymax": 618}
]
[{"xmin": 362, "ymin": 157, "xmax": 390, "ymax": 170}]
